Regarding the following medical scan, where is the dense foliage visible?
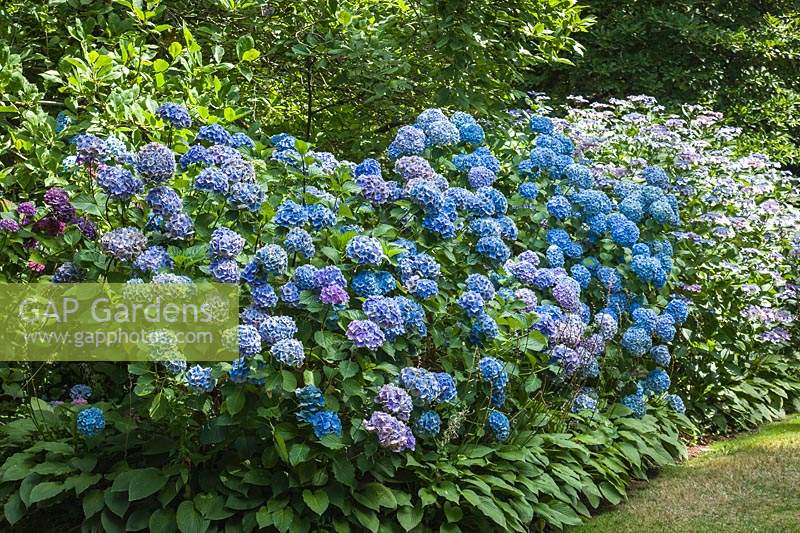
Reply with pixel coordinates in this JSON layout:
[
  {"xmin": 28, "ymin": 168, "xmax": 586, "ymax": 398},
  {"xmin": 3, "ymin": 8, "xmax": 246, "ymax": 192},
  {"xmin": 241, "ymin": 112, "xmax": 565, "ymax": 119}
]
[
  {"xmin": 0, "ymin": 94, "xmax": 702, "ymax": 530},
  {"xmin": 0, "ymin": 2, "xmax": 798, "ymax": 532},
  {"xmin": 529, "ymin": 94, "xmax": 800, "ymax": 432},
  {"xmin": 535, "ymin": 1, "xmax": 800, "ymax": 164},
  {"xmin": 0, "ymin": 0, "xmax": 590, "ymax": 161}
]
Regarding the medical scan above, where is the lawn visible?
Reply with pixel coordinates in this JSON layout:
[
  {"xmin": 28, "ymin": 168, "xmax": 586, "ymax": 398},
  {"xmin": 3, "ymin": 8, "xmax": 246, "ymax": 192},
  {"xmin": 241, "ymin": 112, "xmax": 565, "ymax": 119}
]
[{"xmin": 580, "ymin": 415, "xmax": 800, "ymax": 532}]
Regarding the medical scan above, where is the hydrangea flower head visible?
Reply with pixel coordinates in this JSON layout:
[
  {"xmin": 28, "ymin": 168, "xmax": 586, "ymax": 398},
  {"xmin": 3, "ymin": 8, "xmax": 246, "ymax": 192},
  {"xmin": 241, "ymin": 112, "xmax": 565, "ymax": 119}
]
[{"xmin": 77, "ymin": 407, "xmax": 106, "ymax": 437}]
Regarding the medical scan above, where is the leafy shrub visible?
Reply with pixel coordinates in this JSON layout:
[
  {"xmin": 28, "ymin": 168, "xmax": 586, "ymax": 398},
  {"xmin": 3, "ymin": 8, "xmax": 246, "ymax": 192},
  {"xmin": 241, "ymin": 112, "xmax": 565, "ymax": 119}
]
[
  {"xmin": 533, "ymin": 2, "xmax": 800, "ymax": 164},
  {"xmin": 0, "ymin": 97, "xmax": 699, "ymax": 531},
  {"xmin": 530, "ymin": 94, "xmax": 800, "ymax": 432},
  {"xmin": 0, "ymin": 0, "xmax": 592, "ymax": 160}
]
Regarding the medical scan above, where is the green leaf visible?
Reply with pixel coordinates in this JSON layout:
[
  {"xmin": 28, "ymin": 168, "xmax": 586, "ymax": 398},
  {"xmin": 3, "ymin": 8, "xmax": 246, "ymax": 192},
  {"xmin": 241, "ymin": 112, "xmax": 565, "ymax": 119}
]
[
  {"xmin": 128, "ymin": 468, "xmax": 168, "ymax": 501},
  {"xmin": 336, "ymin": 10, "xmax": 352, "ymax": 25},
  {"xmin": 288, "ymin": 443, "xmax": 310, "ymax": 466},
  {"xmin": 29, "ymin": 481, "xmax": 63, "ymax": 503},
  {"xmin": 355, "ymin": 483, "xmax": 397, "ymax": 510},
  {"xmin": 149, "ymin": 508, "xmax": 177, "ymax": 533},
  {"xmin": 126, "ymin": 508, "xmax": 152, "ymax": 531},
  {"xmin": 241, "ymin": 49, "xmax": 260, "ymax": 62},
  {"xmin": 354, "ymin": 507, "xmax": 379, "ymax": 532},
  {"xmin": 302, "ymin": 489, "xmax": 329, "ymax": 515},
  {"xmin": 176, "ymin": 500, "xmax": 207, "ymax": 533},
  {"xmin": 153, "ymin": 59, "xmax": 170, "ymax": 73},
  {"xmin": 83, "ymin": 489, "xmax": 105, "ymax": 518},
  {"xmin": 443, "ymin": 502, "xmax": 463, "ymax": 523},
  {"xmin": 168, "ymin": 42, "xmax": 183, "ymax": 59},
  {"xmin": 226, "ymin": 388, "xmax": 246, "ymax": 415},
  {"xmin": 3, "ymin": 492, "xmax": 24, "ymax": 525},
  {"xmin": 332, "ymin": 459, "xmax": 355, "ymax": 487},
  {"xmin": 105, "ymin": 490, "xmax": 130, "ymax": 517},
  {"xmin": 396, "ymin": 505, "xmax": 423, "ymax": 531}
]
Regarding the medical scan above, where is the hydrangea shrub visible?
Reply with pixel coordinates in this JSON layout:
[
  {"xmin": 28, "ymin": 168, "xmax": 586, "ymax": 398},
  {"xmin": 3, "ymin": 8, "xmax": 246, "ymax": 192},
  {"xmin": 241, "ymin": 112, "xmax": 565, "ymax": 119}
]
[{"xmin": 3, "ymin": 95, "xmax": 791, "ymax": 530}]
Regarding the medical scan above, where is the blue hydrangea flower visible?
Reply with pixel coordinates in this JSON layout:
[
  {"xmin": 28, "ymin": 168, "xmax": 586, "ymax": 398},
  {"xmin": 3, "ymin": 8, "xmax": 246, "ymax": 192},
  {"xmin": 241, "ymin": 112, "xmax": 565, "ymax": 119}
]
[
  {"xmin": 134, "ymin": 245, "xmax": 173, "ymax": 273},
  {"xmin": 284, "ymin": 227, "xmax": 315, "ymax": 259},
  {"xmin": 230, "ymin": 132, "xmax": 255, "ymax": 149},
  {"xmin": 486, "ymin": 410, "xmax": 510, "ymax": 441},
  {"xmin": 564, "ymin": 164, "xmax": 594, "ymax": 189},
  {"xmin": 308, "ymin": 410, "xmax": 342, "ymax": 439},
  {"xmin": 251, "ymin": 284, "xmax": 278, "ymax": 309},
  {"xmin": 274, "ymin": 200, "xmax": 308, "ymax": 227},
  {"xmin": 476, "ymin": 236, "xmax": 510, "ymax": 263},
  {"xmin": 651, "ymin": 345, "xmax": 671, "ymax": 367},
  {"xmin": 642, "ymin": 165, "xmax": 670, "ymax": 188},
  {"xmin": 519, "ymin": 182, "xmax": 539, "ymax": 199},
  {"xmin": 459, "ymin": 122, "xmax": 485, "ymax": 145},
  {"xmin": 414, "ymin": 411, "xmax": 441, "ymax": 437},
  {"xmin": 664, "ymin": 298, "xmax": 689, "ymax": 324},
  {"xmin": 346, "ymin": 320, "xmax": 385, "ymax": 350},
  {"xmin": 146, "ymin": 186, "xmax": 183, "ymax": 215},
  {"xmin": 229, "ymin": 357, "xmax": 250, "ymax": 383},
  {"xmin": 198, "ymin": 123, "xmax": 233, "ymax": 145},
  {"xmin": 479, "ymin": 356, "xmax": 509, "ymax": 389},
  {"xmin": 76, "ymin": 407, "xmax": 106, "ymax": 437},
  {"xmin": 221, "ymin": 159, "xmax": 255, "ymax": 184},
  {"xmin": 97, "ymin": 166, "xmax": 143, "ymax": 200},
  {"xmin": 306, "ymin": 204, "xmax": 336, "ymax": 230},
  {"xmin": 412, "ymin": 278, "xmax": 439, "ymax": 299},
  {"xmin": 665, "ymin": 394, "xmax": 686, "ymax": 413},
  {"xmin": 271, "ymin": 338, "xmax": 305, "ymax": 367},
  {"xmin": 157, "ymin": 102, "xmax": 192, "ymax": 128},
  {"xmin": 547, "ymin": 195, "xmax": 572, "ymax": 220},
  {"xmin": 164, "ymin": 213, "xmax": 194, "ymax": 240},
  {"xmin": 255, "ymin": 244, "xmax": 288, "ymax": 276},
  {"xmin": 457, "ymin": 290, "xmax": 485, "ymax": 317},
  {"xmin": 387, "ymin": 126, "xmax": 426, "ymax": 159},
  {"xmin": 654, "ymin": 315, "xmax": 677, "ymax": 342},
  {"xmin": 293, "ymin": 264, "xmax": 318, "ymax": 290},
  {"xmin": 621, "ymin": 327, "xmax": 652, "ymax": 357},
  {"xmin": 434, "ymin": 372, "xmax": 457, "ymax": 403},
  {"xmin": 572, "ymin": 392, "xmax": 598, "ymax": 413},
  {"xmin": 376, "ymin": 384, "xmax": 413, "ymax": 421},
  {"xmin": 271, "ymin": 133, "xmax": 296, "ymax": 151},
  {"xmin": 425, "ymin": 120, "xmax": 460, "ymax": 147},
  {"xmin": 644, "ymin": 368, "xmax": 671, "ymax": 395},
  {"xmin": 471, "ymin": 312, "xmax": 500, "ymax": 343},
  {"xmin": 622, "ymin": 392, "xmax": 646, "ymax": 418},
  {"xmin": 546, "ymin": 245, "xmax": 565, "ymax": 268},
  {"xmin": 399, "ymin": 367, "xmax": 441, "ymax": 405},
  {"xmin": 70, "ymin": 384, "xmax": 92, "ymax": 402},
  {"xmin": 186, "ymin": 365, "xmax": 215, "ymax": 393},
  {"xmin": 55, "ymin": 111, "xmax": 72, "ymax": 134},
  {"xmin": 346, "ymin": 235, "xmax": 383, "ymax": 265},
  {"xmin": 209, "ymin": 228, "xmax": 245, "ymax": 259},
  {"xmin": 100, "ymin": 227, "xmax": 147, "ymax": 261},
  {"xmin": 258, "ymin": 316, "xmax": 297, "ymax": 345},
  {"xmin": 466, "ymin": 273, "xmax": 495, "ymax": 301},
  {"xmin": 135, "ymin": 143, "xmax": 175, "ymax": 183},
  {"xmin": 208, "ymin": 257, "xmax": 241, "ymax": 283},
  {"xmin": 295, "ymin": 384, "xmax": 325, "ymax": 421},
  {"xmin": 52, "ymin": 262, "xmax": 84, "ymax": 283},
  {"xmin": 280, "ymin": 282, "xmax": 300, "ymax": 305},
  {"xmin": 529, "ymin": 115, "xmax": 554, "ymax": 134},
  {"xmin": 180, "ymin": 145, "xmax": 212, "ymax": 168},
  {"xmin": 313, "ymin": 265, "xmax": 346, "ymax": 289},
  {"xmin": 228, "ymin": 182, "xmax": 265, "ymax": 212}
]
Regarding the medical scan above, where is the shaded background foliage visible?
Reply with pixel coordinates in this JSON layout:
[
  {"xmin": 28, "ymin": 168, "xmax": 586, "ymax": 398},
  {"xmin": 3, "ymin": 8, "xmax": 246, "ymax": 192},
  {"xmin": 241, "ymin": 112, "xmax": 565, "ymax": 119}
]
[
  {"xmin": 534, "ymin": 0, "xmax": 800, "ymax": 165},
  {"xmin": 0, "ymin": 0, "xmax": 590, "ymax": 161}
]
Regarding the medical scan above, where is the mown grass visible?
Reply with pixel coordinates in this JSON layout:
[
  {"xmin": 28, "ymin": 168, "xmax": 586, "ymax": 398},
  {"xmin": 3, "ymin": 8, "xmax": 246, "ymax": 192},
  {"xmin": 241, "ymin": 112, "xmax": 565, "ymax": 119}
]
[{"xmin": 578, "ymin": 415, "xmax": 800, "ymax": 532}]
